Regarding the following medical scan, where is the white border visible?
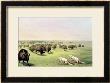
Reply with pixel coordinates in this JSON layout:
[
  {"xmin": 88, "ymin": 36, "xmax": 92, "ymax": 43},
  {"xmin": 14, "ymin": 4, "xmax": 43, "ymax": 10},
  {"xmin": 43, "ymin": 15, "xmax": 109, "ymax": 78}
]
[{"xmin": 8, "ymin": 7, "xmax": 104, "ymax": 77}]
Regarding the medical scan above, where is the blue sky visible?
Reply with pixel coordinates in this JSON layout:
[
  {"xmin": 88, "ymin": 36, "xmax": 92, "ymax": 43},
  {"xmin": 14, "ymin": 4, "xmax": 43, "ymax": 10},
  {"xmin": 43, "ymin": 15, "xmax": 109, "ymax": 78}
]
[{"xmin": 19, "ymin": 17, "xmax": 92, "ymax": 41}]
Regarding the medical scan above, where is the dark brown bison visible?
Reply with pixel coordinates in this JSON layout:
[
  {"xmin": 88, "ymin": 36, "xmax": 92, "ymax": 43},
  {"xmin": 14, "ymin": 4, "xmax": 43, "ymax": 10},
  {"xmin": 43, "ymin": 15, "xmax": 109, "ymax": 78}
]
[
  {"xmin": 68, "ymin": 44, "xmax": 77, "ymax": 49},
  {"xmin": 46, "ymin": 44, "xmax": 51, "ymax": 53},
  {"xmin": 29, "ymin": 44, "xmax": 52, "ymax": 55},
  {"xmin": 37, "ymin": 45, "xmax": 46, "ymax": 55},
  {"xmin": 18, "ymin": 49, "xmax": 30, "ymax": 63},
  {"xmin": 82, "ymin": 44, "xmax": 84, "ymax": 47},
  {"xmin": 52, "ymin": 44, "xmax": 57, "ymax": 49},
  {"xmin": 78, "ymin": 44, "xmax": 81, "ymax": 47},
  {"xmin": 29, "ymin": 45, "xmax": 36, "ymax": 52},
  {"xmin": 29, "ymin": 45, "xmax": 46, "ymax": 55},
  {"xmin": 59, "ymin": 44, "xmax": 67, "ymax": 51},
  {"xmin": 78, "ymin": 44, "xmax": 84, "ymax": 47}
]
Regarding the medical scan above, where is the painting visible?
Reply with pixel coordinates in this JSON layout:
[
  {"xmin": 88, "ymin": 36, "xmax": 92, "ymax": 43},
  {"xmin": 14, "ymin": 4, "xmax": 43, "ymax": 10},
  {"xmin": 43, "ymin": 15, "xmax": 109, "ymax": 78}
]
[{"xmin": 18, "ymin": 17, "xmax": 92, "ymax": 67}]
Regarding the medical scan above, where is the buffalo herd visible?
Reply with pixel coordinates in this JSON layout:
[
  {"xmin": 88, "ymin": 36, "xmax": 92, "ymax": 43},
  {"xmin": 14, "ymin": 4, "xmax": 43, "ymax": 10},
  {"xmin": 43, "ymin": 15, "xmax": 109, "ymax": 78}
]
[
  {"xmin": 18, "ymin": 43, "xmax": 84, "ymax": 64},
  {"xmin": 29, "ymin": 43, "xmax": 84, "ymax": 55}
]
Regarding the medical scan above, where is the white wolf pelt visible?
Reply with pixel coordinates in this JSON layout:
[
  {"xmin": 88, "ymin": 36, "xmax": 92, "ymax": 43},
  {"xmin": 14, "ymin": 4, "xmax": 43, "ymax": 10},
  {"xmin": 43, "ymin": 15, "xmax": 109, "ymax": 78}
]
[
  {"xmin": 69, "ymin": 55, "xmax": 84, "ymax": 64},
  {"xmin": 58, "ymin": 57, "xmax": 72, "ymax": 65}
]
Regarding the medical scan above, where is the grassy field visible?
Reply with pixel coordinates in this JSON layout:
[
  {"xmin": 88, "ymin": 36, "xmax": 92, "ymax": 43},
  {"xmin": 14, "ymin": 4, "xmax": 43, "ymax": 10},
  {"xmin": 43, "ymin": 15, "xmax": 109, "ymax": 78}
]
[{"xmin": 18, "ymin": 41, "xmax": 92, "ymax": 67}]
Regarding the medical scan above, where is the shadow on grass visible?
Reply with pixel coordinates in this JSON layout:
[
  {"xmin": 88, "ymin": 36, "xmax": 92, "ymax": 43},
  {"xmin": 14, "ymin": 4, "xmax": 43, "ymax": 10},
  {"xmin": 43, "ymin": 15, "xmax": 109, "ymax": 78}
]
[
  {"xmin": 22, "ymin": 62, "xmax": 35, "ymax": 66},
  {"xmin": 48, "ymin": 52, "xmax": 53, "ymax": 54},
  {"xmin": 37, "ymin": 53, "xmax": 47, "ymax": 56}
]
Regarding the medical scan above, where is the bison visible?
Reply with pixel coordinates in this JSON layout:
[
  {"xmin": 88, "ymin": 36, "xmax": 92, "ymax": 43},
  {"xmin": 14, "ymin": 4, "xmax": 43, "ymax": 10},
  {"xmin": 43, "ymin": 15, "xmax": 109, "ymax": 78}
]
[
  {"xmin": 29, "ymin": 44, "xmax": 52, "ymax": 55},
  {"xmin": 78, "ymin": 44, "xmax": 81, "ymax": 47},
  {"xmin": 29, "ymin": 45, "xmax": 36, "ymax": 52},
  {"xmin": 59, "ymin": 44, "xmax": 67, "ymax": 51},
  {"xmin": 18, "ymin": 49, "xmax": 30, "ymax": 63},
  {"xmin": 46, "ymin": 44, "xmax": 52, "ymax": 53},
  {"xmin": 82, "ymin": 44, "xmax": 84, "ymax": 47},
  {"xmin": 52, "ymin": 44, "xmax": 57, "ymax": 49},
  {"xmin": 68, "ymin": 44, "xmax": 77, "ymax": 50},
  {"xmin": 29, "ymin": 45, "xmax": 46, "ymax": 55},
  {"xmin": 78, "ymin": 44, "xmax": 84, "ymax": 47},
  {"xmin": 37, "ymin": 45, "xmax": 46, "ymax": 55}
]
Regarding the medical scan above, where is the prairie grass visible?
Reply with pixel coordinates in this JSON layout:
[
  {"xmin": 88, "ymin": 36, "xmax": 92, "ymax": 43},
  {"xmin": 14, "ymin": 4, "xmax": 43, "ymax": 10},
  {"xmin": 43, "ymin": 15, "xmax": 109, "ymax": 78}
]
[{"xmin": 18, "ymin": 41, "xmax": 92, "ymax": 67}]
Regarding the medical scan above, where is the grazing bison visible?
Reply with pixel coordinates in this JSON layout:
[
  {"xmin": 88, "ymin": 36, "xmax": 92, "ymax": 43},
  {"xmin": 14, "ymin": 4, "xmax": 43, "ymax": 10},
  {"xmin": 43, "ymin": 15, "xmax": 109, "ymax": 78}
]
[
  {"xmin": 18, "ymin": 49, "xmax": 30, "ymax": 63},
  {"xmin": 78, "ymin": 44, "xmax": 84, "ymax": 47},
  {"xmin": 82, "ymin": 44, "xmax": 84, "ymax": 47},
  {"xmin": 78, "ymin": 44, "xmax": 81, "ymax": 47},
  {"xmin": 29, "ymin": 45, "xmax": 46, "ymax": 55},
  {"xmin": 59, "ymin": 44, "xmax": 67, "ymax": 51},
  {"xmin": 52, "ymin": 44, "xmax": 57, "ymax": 49},
  {"xmin": 68, "ymin": 44, "xmax": 77, "ymax": 50},
  {"xmin": 63, "ymin": 45, "xmax": 67, "ymax": 51},
  {"xmin": 36, "ymin": 44, "xmax": 52, "ymax": 54},
  {"xmin": 29, "ymin": 45, "xmax": 36, "ymax": 52},
  {"xmin": 46, "ymin": 44, "xmax": 51, "ymax": 53},
  {"xmin": 37, "ymin": 45, "xmax": 46, "ymax": 55},
  {"xmin": 29, "ymin": 44, "xmax": 53, "ymax": 55}
]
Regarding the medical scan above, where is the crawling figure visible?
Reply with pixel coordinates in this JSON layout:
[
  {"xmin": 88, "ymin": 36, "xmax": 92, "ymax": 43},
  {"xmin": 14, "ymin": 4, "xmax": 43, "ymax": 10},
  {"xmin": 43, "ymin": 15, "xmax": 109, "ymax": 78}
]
[
  {"xmin": 58, "ymin": 57, "xmax": 72, "ymax": 65},
  {"xmin": 69, "ymin": 55, "xmax": 84, "ymax": 64}
]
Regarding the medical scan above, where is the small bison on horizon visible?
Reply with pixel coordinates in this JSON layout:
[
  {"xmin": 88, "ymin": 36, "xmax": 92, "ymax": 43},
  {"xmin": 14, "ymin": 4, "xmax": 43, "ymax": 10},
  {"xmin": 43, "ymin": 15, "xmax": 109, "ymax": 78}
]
[{"xmin": 18, "ymin": 49, "xmax": 30, "ymax": 63}]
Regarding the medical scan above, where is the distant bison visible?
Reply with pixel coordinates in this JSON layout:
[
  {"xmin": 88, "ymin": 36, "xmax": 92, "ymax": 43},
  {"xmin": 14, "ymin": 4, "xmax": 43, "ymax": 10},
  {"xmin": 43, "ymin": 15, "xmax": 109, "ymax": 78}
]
[
  {"xmin": 18, "ymin": 49, "xmax": 30, "ymax": 63},
  {"xmin": 29, "ymin": 45, "xmax": 36, "ymax": 52},
  {"xmin": 82, "ymin": 44, "xmax": 84, "ymax": 47},
  {"xmin": 46, "ymin": 44, "xmax": 51, "ymax": 53},
  {"xmin": 68, "ymin": 44, "xmax": 77, "ymax": 49},
  {"xmin": 38, "ymin": 45, "xmax": 46, "ymax": 55},
  {"xmin": 78, "ymin": 44, "xmax": 81, "ymax": 47},
  {"xmin": 59, "ymin": 44, "xmax": 67, "ymax": 51},
  {"xmin": 78, "ymin": 44, "xmax": 84, "ymax": 47},
  {"xmin": 52, "ymin": 44, "xmax": 57, "ymax": 49}
]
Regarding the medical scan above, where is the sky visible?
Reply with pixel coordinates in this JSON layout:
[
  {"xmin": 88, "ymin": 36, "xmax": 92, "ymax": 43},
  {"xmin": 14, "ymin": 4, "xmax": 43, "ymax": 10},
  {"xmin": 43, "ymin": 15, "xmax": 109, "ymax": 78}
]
[{"xmin": 19, "ymin": 17, "xmax": 92, "ymax": 41}]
